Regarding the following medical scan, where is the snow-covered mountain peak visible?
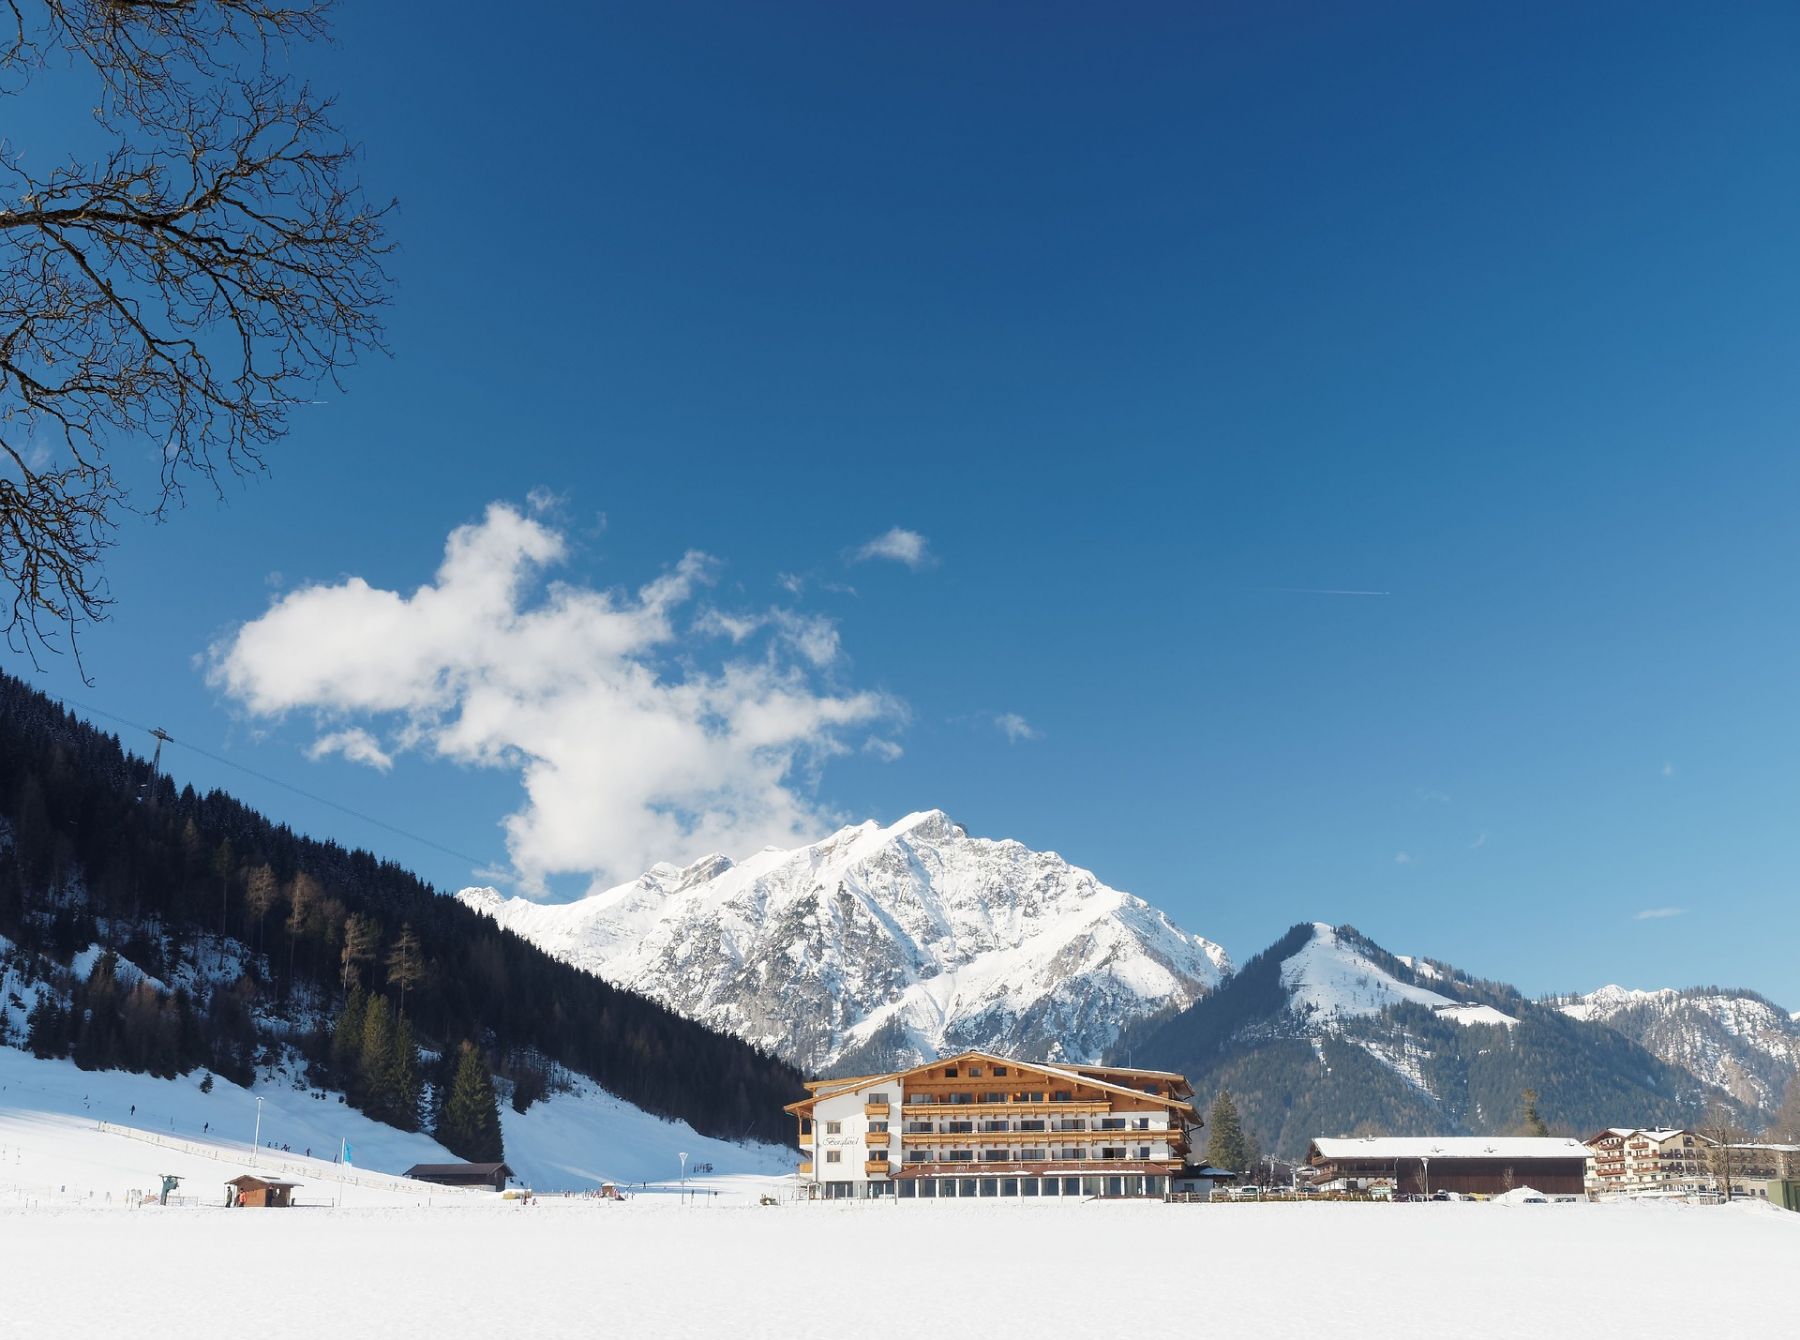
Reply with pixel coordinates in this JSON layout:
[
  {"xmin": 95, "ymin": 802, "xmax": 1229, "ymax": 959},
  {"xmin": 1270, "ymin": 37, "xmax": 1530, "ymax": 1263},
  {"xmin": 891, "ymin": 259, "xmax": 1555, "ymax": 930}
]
[
  {"xmin": 1281, "ymin": 925, "xmax": 1517, "ymax": 1030},
  {"xmin": 457, "ymin": 810, "xmax": 1229, "ymax": 1073},
  {"xmin": 1552, "ymin": 983, "xmax": 1800, "ymax": 1109}
]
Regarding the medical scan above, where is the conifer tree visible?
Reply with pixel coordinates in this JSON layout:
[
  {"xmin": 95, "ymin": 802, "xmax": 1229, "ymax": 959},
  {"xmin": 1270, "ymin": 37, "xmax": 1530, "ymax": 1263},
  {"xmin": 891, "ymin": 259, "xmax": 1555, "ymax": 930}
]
[
  {"xmin": 386, "ymin": 1014, "xmax": 423, "ymax": 1132},
  {"xmin": 1207, "ymin": 1088, "xmax": 1252, "ymax": 1174},
  {"xmin": 339, "ymin": 912, "xmax": 379, "ymax": 993},
  {"xmin": 359, "ymin": 994, "xmax": 395, "ymax": 1120},
  {"xmin": 385, "ymin": 922, "xmax": 423, "ymax": 1020},
  {"xmin": 330, "ymin": 986, "xmax": 367, "ymax": 1090},
  {"xmin": 243, "ymin": 865, "xmax": 279, "ymax": 959},
  {"xmin": 1520, "ymin": 1088, "xmax": 1549, "ymax": 1137},
  {"xmin": 437, "ymin": 1041, "xmax": 504, "ymax": 1163}
]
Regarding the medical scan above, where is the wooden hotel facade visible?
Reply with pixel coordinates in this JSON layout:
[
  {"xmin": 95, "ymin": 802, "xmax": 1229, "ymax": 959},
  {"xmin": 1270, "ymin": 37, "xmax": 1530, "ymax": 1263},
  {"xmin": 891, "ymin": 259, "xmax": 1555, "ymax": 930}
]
[{"xmin": 785, "ymin": 1051, "xmax": 1199, "ymax": 1200}]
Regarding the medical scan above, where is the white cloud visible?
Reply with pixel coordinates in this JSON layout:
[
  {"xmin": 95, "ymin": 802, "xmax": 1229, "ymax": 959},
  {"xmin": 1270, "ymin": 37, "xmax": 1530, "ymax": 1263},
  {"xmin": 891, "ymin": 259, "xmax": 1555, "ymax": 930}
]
[
  {"xmin": 776, "ymin": 572, "xmax": 806, "ymax": 597},
  {"xmin": 853, "ymin": 527, "xmax": 934, "ymax": 570},
  {"xmin": 207, "ymin": 502, "xmax": 894, "ymax": 895},
  {"xmin": 1394, "ymin": 851, "xmax": 1414, "ymax": 866},
  {"xmin": 1469, "ymin": 832, "xmax": 1487, "ymax": 850},
  {"xmin": 694, "ymin": 607, "xmax": 841, "ymax": 668},
  {"xmin": 863, "ymin": 737, "xmax": 904, "ymax": 763},
  {"xmin": 1634, "ymin": 906, "xmax": 1685, "ymax": 921},
  {"xmin": 1661, "ymin": 761, "xmax": 1676, "ymax": 778},
  {"xmin": 307, "ymin": 728, "xmax": 395, "ymax": 772},
  {"xmin": 995, "ymin": 712, "xmax": 1040, "ymax": 744}
]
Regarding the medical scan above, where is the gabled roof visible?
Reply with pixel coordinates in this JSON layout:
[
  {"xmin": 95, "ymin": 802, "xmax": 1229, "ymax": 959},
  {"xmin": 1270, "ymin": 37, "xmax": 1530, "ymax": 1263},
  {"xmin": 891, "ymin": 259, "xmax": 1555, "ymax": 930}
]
[
  {"xmin": 784, "ymin": 1050, "xmax": 1197, "ymax": 1117},
  {"xmin": 225, "ymin": 1175, "xmax": 300, "ymax": 1188},
  {"xmin": 403, "ymin": 1162, "xmax": 514, "ymax": 1177}
]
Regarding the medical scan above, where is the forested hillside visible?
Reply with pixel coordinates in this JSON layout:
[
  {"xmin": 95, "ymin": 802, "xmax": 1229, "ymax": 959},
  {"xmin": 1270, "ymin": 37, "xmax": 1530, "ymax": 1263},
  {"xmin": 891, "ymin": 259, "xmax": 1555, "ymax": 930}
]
[{"xmin": 0, "ymin": 672, "xmax": 801, "ymax": 1148}]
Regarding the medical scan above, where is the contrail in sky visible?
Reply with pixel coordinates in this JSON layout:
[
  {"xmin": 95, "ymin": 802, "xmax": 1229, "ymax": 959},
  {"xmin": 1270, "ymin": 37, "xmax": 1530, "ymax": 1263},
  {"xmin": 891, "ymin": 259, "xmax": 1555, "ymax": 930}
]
[{"xmin": 1267, "ymin": 587, "xmax": 1392, "ymax": 597}]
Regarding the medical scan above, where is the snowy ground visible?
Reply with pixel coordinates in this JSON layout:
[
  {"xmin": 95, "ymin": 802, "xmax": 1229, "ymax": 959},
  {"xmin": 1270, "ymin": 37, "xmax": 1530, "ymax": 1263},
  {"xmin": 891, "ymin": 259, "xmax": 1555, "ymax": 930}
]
[
  {"xmin": 0, "ymin": 1044, "xmax": 792, "ymax": 1199},
  {"xmin": 3, "ymin": 1194, "xmax": 1795, "ymax": 1339},
  {"xmin": 6, "ymin": 1048, "xmax": 1797, "ymax": 1338}
]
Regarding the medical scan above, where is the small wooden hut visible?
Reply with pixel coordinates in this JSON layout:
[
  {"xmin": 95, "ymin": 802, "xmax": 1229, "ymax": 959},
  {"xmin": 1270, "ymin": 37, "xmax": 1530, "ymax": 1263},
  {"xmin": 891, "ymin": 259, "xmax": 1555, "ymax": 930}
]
[
  {"xmin": 403, "ymin": 1161, "xmax": 514, "ymax": 1192},
  {"xmin": 225, "ymin": 1174, "xmax": 299, "ymax": 1208}
]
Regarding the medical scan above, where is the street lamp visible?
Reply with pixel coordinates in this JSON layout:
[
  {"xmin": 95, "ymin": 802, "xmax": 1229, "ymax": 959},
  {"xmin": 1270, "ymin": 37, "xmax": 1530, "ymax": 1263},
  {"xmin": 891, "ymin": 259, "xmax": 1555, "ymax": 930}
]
[
  {"xmin": 251, "ymin": 1096, "xmax": 264, "ymax": 1167},
  {"xmin": 679, "ymin": 1150, "xmax": 688, "ymax": 1191}
]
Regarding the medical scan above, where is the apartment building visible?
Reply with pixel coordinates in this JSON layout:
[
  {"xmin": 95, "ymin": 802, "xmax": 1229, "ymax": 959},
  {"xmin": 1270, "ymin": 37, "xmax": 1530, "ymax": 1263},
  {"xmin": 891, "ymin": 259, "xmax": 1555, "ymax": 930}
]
[
  {"xmin": 1708, "ymin": 1141, "xmax": 1800, "ymax": 1189},
  {"xmin": 1583, "ymin": 1128, "xmax": 1715, "ymax": 1196},
  {"xmin": 785, "ymin": 1051, "xmax": 1197, "ymax": 1200}
]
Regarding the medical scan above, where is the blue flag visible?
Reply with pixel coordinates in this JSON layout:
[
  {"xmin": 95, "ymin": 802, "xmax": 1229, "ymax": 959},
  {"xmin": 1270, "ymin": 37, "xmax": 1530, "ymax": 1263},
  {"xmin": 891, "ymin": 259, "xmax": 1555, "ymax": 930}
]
[{"xmin": 342, "ymin": 1142, "xmax": 353, "ymax": 1166}]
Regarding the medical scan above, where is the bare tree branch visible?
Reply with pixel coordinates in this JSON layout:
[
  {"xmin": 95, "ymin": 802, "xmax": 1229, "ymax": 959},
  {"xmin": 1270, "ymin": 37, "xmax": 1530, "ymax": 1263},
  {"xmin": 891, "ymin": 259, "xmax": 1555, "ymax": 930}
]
[{"xmin": 1, "ymin": 1, "xmax": 392, "ymax": 667}]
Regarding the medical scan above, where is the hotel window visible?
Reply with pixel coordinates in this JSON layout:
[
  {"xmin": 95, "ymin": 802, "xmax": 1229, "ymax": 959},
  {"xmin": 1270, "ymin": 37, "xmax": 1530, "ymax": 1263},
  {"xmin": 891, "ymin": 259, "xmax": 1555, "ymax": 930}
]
[
  {"xmin": 1100, "ymin": 1147, "xmax": 1126, "ymax": 1160},
  {"xmin": 947, "ymin": 1121, "xmax": 974, "ymax": 1134},
  {"xmin": 906, "ymin": 1150, "xmax": 929, "ymax": 1163},
  {"xmin": 868, "ymin": 1150, "xmax": 889, "ymax": 1163},
  {"xmin": 1052, "ymin": 1090, "xmax": 1074, "ymax": 1103},
  {"xmin": 1018, "ymin": 1148, "xmax": 1045, "ymax": 1161},
  {"xmin": 869, "ymin": 1121, "xmax": 889, "ymax": 1134},
  {"xmin": 968, "ymin": 1066, "xmax": 983, "ymax": 1077},
  {"xmin": 1099, "ymin": 1118, "xmax": 1126, "ymax": 1131},
  {"xmin": 946, "ymin": 1149, "xmax": 974, "ymax": 1163},
  {"xmin": 1060, "ymin": 1147, "xmax": 1082, "ymax": 1160},
  {"xmin": 1136, "ymin": 1118, "xmax": 1151, "ymax": 1130},
  {"xmin": 1020, "ymin": 1092, "xmax": 1044, "ymax": 1103},
  {"xmin": 1137, "ymin": 1146, "xmax": 1152, "ymax": 1159},
  {"xmin": 984, "ymin": 1149, "xmax": 1009, "ymax": 1162},
  {"xmin": 943, "ymin": 1067, "xmax": 958, "ymax": 1078},
  {"xmin": 949, "ymin": 1093, "xmax": 973, "ymax": 1105},
  {"xmin": 825, "ymin": 1121, "xmax": 841, "ymax": 1135},
  {"xmin": 825, "ymin": 1150, "xmax": 841, "ymax": 1164},
  {"xmin": 1062, "ymin": 1177, "xmax": 1082, "ymax": 1196},
  {"xmin": 980, "ymin": 1092, "xmax": 1005, "ymax": 1104},
  {"xmin": 868, "ymin": 1092, "xmax": 889, "ymax": 1105},
  {"xmin": 981, "ymin": 1120, "xmax": 1008, "ymax": 1133},
  {"xmin": 993, "ymin": 1066, "xmax": 1009, "ymax": 1077}
]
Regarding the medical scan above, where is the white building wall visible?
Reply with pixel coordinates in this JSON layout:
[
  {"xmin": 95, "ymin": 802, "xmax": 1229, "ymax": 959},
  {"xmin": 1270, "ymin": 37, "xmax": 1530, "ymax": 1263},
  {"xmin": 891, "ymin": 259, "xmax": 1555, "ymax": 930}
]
[{"xmin": 811, "ymin": 1080, "xmax": 897, "ymax": 1193}]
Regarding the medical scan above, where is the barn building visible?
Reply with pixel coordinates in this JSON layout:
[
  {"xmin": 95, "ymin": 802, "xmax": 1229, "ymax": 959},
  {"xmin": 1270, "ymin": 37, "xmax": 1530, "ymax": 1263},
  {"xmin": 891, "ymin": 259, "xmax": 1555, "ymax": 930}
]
[
  {"xmin": 225, "ymin": 1175, "xmax": 299, "ymax": 1208},
  {"xmin": 1307, "ymin": 1137, "xmax": 1590, "ymax": 1197},
  {"xmin": 403, "ymin": 1161, "xmax": 515, "ymax": 1191}
]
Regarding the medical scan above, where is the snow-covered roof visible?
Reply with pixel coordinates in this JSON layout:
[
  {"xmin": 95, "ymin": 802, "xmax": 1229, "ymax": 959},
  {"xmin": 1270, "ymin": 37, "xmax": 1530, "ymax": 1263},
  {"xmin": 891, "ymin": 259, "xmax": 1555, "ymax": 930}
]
[{"xmin": 1309, "ymin": 1136, "xmax": 1589, "ymax": 1162}]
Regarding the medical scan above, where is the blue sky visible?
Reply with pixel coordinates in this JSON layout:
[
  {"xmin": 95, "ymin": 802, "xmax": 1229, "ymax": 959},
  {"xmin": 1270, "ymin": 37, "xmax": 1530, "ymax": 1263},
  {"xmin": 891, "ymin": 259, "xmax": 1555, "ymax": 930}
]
[{"xmin": 13, "ymin": 2, "xmax": 1800, "ymax": 1003}]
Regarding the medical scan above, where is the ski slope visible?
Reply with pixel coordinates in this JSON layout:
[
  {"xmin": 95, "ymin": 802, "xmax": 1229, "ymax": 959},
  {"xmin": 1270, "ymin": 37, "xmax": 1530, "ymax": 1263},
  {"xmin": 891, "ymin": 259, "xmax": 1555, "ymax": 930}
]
[{"xmin": 0, "ymin": 1045, "xmax": 792, "ymax": 1199}]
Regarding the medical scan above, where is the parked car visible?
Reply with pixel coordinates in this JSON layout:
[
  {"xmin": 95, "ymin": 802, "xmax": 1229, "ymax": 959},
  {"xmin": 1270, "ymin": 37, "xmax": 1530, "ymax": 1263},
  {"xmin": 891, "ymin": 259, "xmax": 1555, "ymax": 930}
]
[{"xmin": 1228, "ymin": 1184, "xmax": 1261, "ymax": 1200}]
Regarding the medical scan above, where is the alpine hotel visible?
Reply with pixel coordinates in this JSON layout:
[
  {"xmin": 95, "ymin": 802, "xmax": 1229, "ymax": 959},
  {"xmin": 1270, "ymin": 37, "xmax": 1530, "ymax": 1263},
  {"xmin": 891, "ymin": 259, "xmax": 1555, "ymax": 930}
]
[{"xmin": 786, "ymin": 1051, "xmax": 1198, "ymax": 1200}]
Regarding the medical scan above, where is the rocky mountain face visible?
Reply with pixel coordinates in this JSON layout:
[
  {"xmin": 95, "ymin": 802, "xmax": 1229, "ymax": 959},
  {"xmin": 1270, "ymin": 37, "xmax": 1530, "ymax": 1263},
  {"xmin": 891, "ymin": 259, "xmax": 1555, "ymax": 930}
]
[
  {"xmin": 1113, "ymin": 923, "xmax": 1736, "ymax": 1159},
  {"xmin": 1551, "ymin": 985, "xmax": 1800, "ymax": 1112},
  {"xmin": 458, "ymin": 810, "xmax": 1230, "ymax": 1075}
]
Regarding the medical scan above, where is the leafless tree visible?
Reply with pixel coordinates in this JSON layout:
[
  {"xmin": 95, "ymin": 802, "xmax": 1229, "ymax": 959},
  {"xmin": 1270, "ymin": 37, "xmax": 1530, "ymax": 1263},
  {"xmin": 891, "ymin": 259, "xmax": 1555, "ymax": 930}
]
[{"xmin": 1, "ymin": 1, "xmax": 392, "ymax": 664}]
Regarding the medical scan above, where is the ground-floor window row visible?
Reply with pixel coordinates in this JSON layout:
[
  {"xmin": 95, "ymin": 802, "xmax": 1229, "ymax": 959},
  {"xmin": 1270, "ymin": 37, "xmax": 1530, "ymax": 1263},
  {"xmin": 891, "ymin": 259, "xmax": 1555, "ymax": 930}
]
[{"xmin": 817, "ymin": 1175, "xmax": 1169, "ymax": 1200}]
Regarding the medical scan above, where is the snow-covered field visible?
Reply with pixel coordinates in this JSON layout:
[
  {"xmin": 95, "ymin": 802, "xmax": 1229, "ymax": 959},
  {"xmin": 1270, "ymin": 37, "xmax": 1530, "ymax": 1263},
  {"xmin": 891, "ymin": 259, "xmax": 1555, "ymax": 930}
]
[
  {"xmin": 2, "ymin": 1194, "xmax": 1794, "ymax": 1339},
  {"xmin": 5, "ymin": 1046, "xmax": 1797, "ymax": 1338}
]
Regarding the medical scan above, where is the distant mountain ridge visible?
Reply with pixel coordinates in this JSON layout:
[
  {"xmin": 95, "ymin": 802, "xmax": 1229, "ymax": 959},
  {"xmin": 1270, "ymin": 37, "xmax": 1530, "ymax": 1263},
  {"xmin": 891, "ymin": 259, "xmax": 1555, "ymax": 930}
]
[
  {"xmin": 459, "ymin": 810, "xmax": 1230, "ymax": 1075},
  {"xmin": 1112, "ymin": 922, "xmax": 1745, "ymax": 1159},
  {"xmin": 1549, "ymin": 984, "xmax": 1800, "ymax": 1111}
]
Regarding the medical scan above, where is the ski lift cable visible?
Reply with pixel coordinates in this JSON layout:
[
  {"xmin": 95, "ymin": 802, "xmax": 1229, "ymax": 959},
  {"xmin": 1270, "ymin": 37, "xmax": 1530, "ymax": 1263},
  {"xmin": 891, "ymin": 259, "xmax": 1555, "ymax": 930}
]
[{"xmin": 43, "ymin": 691, "xmax": 490, "ymax": 869}]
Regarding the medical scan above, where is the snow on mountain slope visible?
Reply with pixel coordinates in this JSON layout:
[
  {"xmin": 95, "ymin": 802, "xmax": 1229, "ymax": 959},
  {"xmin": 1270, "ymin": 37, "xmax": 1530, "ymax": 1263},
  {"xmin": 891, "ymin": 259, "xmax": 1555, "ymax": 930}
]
[
  {"xmin": 1554, "ymin": 985, "xmax": 1800, "ymax": 1110},
  {"xmin": 459, "ymin": 810, "xmax": 1230, "ymax": 1073},
  {"xmin": 1285, "ymin": 924, "xmax": 1518, "ymax": 1030},
  {"xmin": 0, "ymin": 1044, "xmax": 790, "ymax": 1195}
]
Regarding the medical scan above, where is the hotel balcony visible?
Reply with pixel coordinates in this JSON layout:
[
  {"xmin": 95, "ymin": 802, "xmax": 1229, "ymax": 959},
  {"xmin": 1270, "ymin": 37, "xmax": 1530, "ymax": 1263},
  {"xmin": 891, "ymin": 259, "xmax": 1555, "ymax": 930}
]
[
  {"xmin": 864, "ymin": 1158, "xmax": 891, "ymax": 1177},
  {"xmin": 864, "ymin": 1100, "xmax": 891, "ymax": 1120}
]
